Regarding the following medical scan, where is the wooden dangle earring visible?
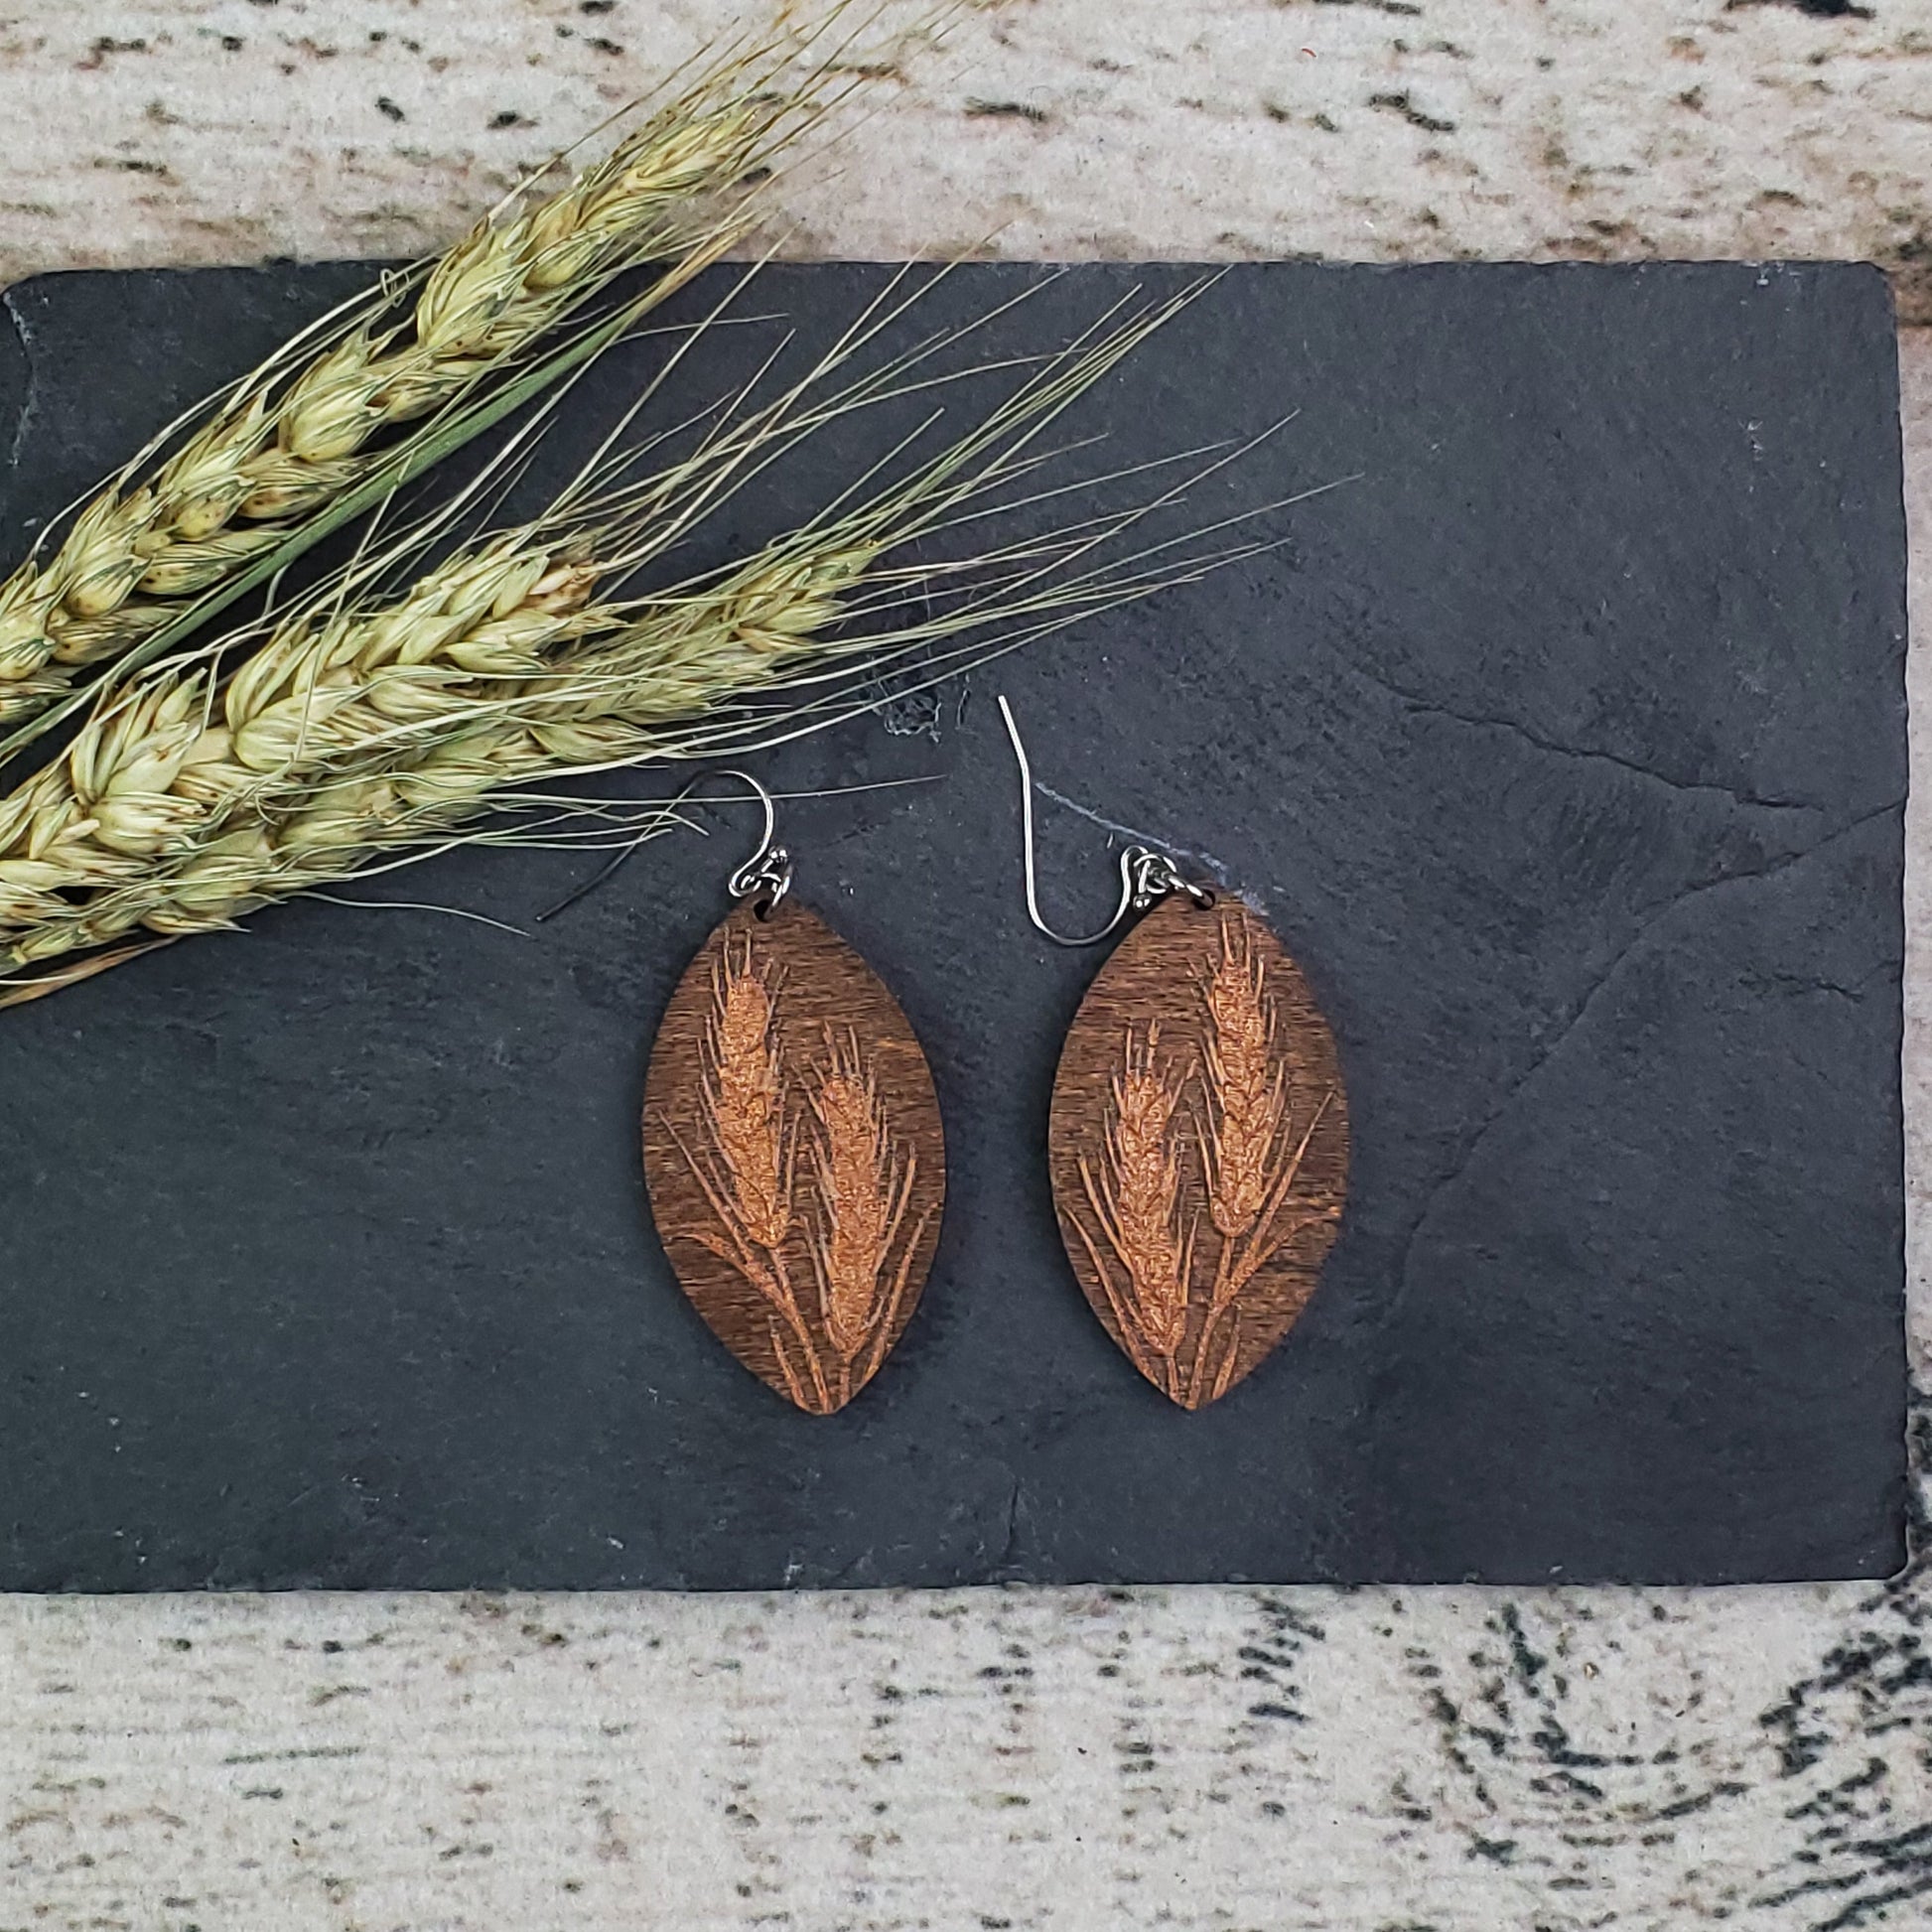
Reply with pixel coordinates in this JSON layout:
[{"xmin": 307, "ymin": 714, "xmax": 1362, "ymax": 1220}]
[
  {"xmin": 1000, "ymin": 699, "xmax": 1349, "ymax": 1410},
  {"xmin": 638, "ymin": 771, "xmax": 945, "ymax": 1415}
]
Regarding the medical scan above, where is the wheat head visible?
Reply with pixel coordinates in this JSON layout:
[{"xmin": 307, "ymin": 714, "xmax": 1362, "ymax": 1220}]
[
  {"xmin": 705, "ymin": 931, "xmax": 793, "ymax": 1254},
  {"xmin": 807, "ymin": 1028, "xmax": 916, "ymax": 1363},
  {"xmin": 0, "ymin": 534, "xmax": 617, "ymax": 938},
  {"xmin": 1081, "ymin": 1022, "xmax": 1193, "ymax": 1361},
  {"xmin": 1186, "ymin": 921, "xmax": 1343, "ymax": 1395},
  {"xmin": 662, "ymin": 920, "xmax": 835, "ymax": 1413},
  {"xmin": 0, "ymin": 278, "xmax": 1247, "ymax": 999},
  {"xmin": 0, "ymin": 77, "xmax": 784, "ymax": 727},
  {"xmin": 1202, "ymin": 917, "xmax": 1288, "ymax": 1242},
  {"xmin": 0, "ymin": 524, "xmax": 884, "ymax": 970}
]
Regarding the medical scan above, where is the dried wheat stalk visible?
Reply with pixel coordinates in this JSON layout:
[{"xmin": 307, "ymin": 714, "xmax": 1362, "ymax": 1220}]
[
  {"xmin": 0, "ymin": 537, "xmax": 612, "ymax": 940},
  {"xmin": 0, "ymin": 280, "xmax": 1260, "ymax": 1002},
  {"xmin": 0, "ymin": 530, "xmax": 876, "ymax": 967},
  {"xmin": 807, "ymin": 1028, "xmax": 926, "ymax": 1399},
  {"xmin": 0, "ymin": 267, "xmax": 1027, "ymax": 951},
  {"xmin": 0, "ymin": 35, "xmax": 847, "ymax": 731},
  {"xmin": 1075, "ymin": 1022, "xmax": 1195, "ymax": 1394}
]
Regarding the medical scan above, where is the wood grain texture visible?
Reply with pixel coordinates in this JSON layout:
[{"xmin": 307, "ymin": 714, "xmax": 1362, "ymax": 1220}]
[
  {"xmin": 1048, "ymin": 895, "xmax": 1347, "ymax": 1408},
  {"xmin": 0, "ymin": 4, "xmax": 1927, "ymax": 321},
  {"xmin": 642, "ymin": 900, "xmax": 943, "ymax": 1414}
]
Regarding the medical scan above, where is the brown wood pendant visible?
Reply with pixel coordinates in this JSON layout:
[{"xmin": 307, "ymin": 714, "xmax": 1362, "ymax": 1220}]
[
  {"xmin": 642, "ymin": 900, "xmax": 945, "ymax": 1415},
  {"xmin": 1047, "ymin": 894, "xmax": 1349, "ymax": 1409}
]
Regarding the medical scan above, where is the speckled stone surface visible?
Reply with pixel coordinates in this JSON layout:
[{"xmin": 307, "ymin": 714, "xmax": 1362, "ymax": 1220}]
[{"xmin": 0, "ymin": 4, "xmax": 1929, "ymax": 1927}]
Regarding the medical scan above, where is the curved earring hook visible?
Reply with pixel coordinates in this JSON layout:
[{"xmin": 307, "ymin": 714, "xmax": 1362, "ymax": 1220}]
[
  {"xmin": 715, "ymin": 767, "xmax": 794, "ymax": 909},
  {"xmin": 535, "ymin": 766, "xmax": 791, "ymax": 923},
  {"xmin": 997, "ymin": 695, "xmax": 1209, "ymax": 948}
]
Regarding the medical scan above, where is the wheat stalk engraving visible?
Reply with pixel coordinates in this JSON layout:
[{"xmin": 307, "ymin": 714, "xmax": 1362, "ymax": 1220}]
[
  {"xmin": 806, "ymin": 1029, "xmax": 934, "ymax": 1409},
  {"xmin": 662, "ymin": 929, "xmax": 833, "ymax": 1413},
  {"xmin": 1059, "ymin": 905, "xmax": 1345, "ymax": 1408},
  {"xmin": 652, "ymin": 921, "xmax": 941, "ymax": 1416},
  {"xmin": 706, "ymin": 935, "xmax": 792, "ymax": 1254},
  {"xmin": 1073, "ymin": 1023, "xmax": 1197, "ymax": 1400},
  {"xmin": 1202, "ymin": 922, "xmax": 1287, "ymax": 1242},
  {"xmin": 1188, "ymin": 916, "xmax": 1340, "ymax": 1399}
]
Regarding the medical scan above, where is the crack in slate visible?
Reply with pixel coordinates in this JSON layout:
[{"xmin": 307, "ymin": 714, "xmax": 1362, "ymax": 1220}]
[
  {"xmin": 1383, "ymin": 798, "xmax": 1902, "ymax": 1328},
  {"xmin": 1353, "ymin": 663, "xmax": 1829, "ymax": 815},
  {"xmin": 994, "ymin": 1475, "xmax": 1025, "ymax": 1573},
  {"xmin": 1748, "ymin": 962, "xmax": 1895, "ymax": 1005},
  {"xmin": 0, "ymin": 285, "xmax": 44, "ymax": 535}
]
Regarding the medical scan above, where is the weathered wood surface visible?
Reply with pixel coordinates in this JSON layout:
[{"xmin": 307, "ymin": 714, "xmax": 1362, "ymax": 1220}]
[
  {"xmin": 643, "ymin": 901, "xmax": 944, "ymax": 1415},
  {"xmin": 1048, "ymin": 896, "xmax": 1347, "ymax": 1408},
  {"xmin": 0, "ymin": 4, "xmax": 1928, "ymax": 1926},
  {"xmin": 0, "ymin": 2, "xmax": 1926, "ymax": 319}
]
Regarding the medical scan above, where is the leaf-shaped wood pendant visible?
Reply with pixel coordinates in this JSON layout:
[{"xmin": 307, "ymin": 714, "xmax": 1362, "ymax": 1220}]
[
  {"xmin": 642, "ymin": 900, "xmax": 945, "ymax": 1415},
  {"xmin": 1047, "ymin": 895, "xmax": 1348, "ymax": 1409}
]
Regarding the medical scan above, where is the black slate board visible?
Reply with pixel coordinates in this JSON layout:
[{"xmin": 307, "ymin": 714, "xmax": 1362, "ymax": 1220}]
[{"xmin": 0, "ymin": 259, "xmax": 1907, "ymax": 1589}]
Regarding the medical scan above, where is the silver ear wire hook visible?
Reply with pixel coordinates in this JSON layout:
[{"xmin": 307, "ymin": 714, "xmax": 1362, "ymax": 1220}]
[
  {"xmin": 998, "ymin": 694, "xmax": 1211, "ymax": 948},
  {"xmin": 535, "ymin": 766, "xmax": 791, "ymax": 922},
  {"xmin": 718, "ymin": 767, "xmax": 793, "ymax": 910}
]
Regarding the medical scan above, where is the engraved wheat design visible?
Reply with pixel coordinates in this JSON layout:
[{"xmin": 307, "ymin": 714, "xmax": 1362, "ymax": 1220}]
[
  {"xmin": 1074, "ymin": 1022, "xmax": 1196, "ymax": 1399},
  {"xmin": 663, "ymin": 930, "xmax": 829, "ymax": 1412},
  {"xmin": 1203, "ymin": 927, "xmax": 1285, "ymax": 1243},
  {"xmin": 807, "ymin": 1029, "xmax": 933, "ymax": 1409},
  {"xmin": 1071, "ymin": 911, "xmax": 1341, "ymax": 1407},
  {"xmin": 1191, "ymin": 918, "xmax": 1339, "ymax": 1398},
  {"xmin": 660, "ymin": 932, "xmax": 932, "ymax": 1414}
]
